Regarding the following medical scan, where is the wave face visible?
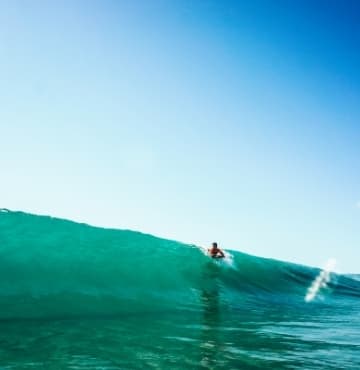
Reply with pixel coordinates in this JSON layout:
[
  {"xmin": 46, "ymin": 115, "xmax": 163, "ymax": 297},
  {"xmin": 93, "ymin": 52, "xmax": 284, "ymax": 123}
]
[
  {"xmin": 1, "ymin": 210, "xmax": 360, "ymax": 369},
  {"xmin": 0, "ymin": 210, "xmax": 359, "ymax": 320}
]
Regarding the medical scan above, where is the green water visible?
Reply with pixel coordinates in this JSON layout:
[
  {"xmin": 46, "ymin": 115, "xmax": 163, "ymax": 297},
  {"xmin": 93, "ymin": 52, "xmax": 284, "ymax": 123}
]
[{"xmin": 0, "ymin": 210, "xmax": 359, "ymax": 369}]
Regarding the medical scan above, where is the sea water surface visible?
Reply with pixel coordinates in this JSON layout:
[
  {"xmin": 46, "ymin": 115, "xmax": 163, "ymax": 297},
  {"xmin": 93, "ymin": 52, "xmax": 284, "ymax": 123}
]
[{"xmin": 0, "ymin": 210, "xmax": 359, "ymax": 369}]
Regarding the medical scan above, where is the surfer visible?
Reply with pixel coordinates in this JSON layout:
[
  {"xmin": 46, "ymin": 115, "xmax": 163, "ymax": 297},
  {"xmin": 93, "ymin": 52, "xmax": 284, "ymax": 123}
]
[{"xmin": 208, "ymin": 242, "xmax": 225, "ymax": 259}]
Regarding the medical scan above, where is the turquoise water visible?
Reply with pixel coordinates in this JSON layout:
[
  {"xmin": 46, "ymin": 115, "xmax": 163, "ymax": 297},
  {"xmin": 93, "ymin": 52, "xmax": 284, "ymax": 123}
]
[{"xmin": 0, "ymin": 210, "xmax": 359, "ymax": 369}]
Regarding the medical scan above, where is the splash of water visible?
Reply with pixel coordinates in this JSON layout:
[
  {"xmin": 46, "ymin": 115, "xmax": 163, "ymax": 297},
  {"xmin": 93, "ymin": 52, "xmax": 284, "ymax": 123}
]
[{"xmin": 305, "ymin": 258, "xmax": 337, "ymax": 302}]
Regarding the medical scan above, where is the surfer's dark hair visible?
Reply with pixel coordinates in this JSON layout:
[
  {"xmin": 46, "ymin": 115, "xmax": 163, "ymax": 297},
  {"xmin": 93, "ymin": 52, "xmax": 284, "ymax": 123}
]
[{"xmin": 212, "ymin": 242, "xmax": 218, "ymax": 248}]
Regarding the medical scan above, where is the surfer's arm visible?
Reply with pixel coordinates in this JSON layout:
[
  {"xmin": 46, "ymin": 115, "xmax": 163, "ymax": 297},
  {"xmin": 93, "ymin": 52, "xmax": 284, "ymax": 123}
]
[{"xmin": 218, "ymin": 249, "xmax": 225, "ymax": 257}]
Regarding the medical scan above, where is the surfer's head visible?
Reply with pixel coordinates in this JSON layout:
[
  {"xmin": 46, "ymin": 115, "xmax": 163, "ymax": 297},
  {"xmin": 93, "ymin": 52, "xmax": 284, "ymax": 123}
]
[{"xmin": 212, "ymin": 242, "xmax": 218, "ymax": 249}]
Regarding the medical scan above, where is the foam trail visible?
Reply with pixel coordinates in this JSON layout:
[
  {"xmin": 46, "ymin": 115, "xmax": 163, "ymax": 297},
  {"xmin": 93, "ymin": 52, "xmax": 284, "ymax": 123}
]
[
  {"xmin": 222, "ymin": 251, "xmax": 234, "ymax": 267},
  {"xmin": 305, "ymin": 258, "xmax": 337, "ymax": 302}
]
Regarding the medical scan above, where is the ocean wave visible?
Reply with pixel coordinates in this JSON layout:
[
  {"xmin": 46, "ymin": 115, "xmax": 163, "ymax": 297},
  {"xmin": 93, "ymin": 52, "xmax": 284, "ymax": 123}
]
[{"xmin": 0, "ymin": 210, "xmax": 359, "ymax": 320}]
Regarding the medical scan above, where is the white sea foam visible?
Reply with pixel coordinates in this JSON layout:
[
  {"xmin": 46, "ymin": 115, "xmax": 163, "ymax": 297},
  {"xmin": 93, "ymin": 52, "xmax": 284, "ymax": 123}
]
[{"xmin": 305, "ymin": 258, "xmax": 337, "ymax": 302}]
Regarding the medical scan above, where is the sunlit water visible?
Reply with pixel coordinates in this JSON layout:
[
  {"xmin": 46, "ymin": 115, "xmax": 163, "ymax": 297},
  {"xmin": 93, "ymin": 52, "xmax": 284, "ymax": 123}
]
[{"xmin": 0, "ymin": 210, "xmax": 359, "ymax": 369}]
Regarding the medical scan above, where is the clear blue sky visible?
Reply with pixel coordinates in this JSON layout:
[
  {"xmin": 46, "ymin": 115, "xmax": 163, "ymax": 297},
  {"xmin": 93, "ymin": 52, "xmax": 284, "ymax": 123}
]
[{"xmin": 1, "ymin": 0, "xmax": 359, "ymax": 272}]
